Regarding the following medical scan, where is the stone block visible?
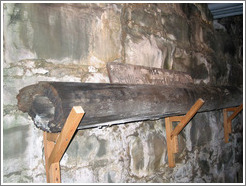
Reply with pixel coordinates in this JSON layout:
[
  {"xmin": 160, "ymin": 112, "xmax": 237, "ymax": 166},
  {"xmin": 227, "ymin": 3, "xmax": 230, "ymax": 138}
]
[
  {"xmin": 162, "ymin": 14, "xmax": 189, "ymax": 45},
  {"xmin": 3, "ymin": 125, "xmax": 29, "ymax": 160},
  {"xmin": 4, "ymin": 4, "xmax": 107, "ymax": 64},
  {"xmin": 3, "ymin": 112, "xmax": 32, "ymax": 130},
  {"xmin": 190, "ymin": 113, "xmax": 212, "ymax": 147},
  {"xmin": 172, "ymin": 48, "xmax": 191, "ymax": 73},
  {"xmin": 3, "ymin": 124, "xmax": 44, "ymax": 183},
  {"xmin": 131, "ymin": 8, "xmax": 160, "ymax": 31},
  {"xmin": 125, "ymin": 35, "xmax": 165, "ymax": 68},
  {"xmin": 189, "ymin": 53, "xmax": 210, "ymax": 84},
  {"xmin": 90, "ymin": 9, "xmax": 122, "ymax": 62},
  {"xmin": 61, "ymin": 167, "xmax": 95, "ymax": 183},
  {"xmin": 2, "ymin": 2, "xmax": 243, "ymax": 183},
  {"xmin": 97, "ymin": 162, "xmax": 124, "ymax": 183}
]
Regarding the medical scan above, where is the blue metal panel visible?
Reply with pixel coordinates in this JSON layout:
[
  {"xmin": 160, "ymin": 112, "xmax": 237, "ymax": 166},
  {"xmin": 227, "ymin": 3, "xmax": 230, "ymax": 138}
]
[{"xmin": 208, "ymin": 3, "xmax": 243, "ymax": 19}]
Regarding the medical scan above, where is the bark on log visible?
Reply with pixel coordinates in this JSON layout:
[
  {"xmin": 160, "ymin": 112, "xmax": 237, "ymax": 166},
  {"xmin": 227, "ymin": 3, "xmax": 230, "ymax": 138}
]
[{"xmin": 17, "ymin": 82, "xmax": 242, "ymax": 133}]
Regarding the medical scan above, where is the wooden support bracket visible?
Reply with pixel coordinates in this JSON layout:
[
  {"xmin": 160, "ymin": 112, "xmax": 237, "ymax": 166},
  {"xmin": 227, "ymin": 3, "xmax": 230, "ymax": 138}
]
[
  {"xmin": 43, "ymin": 106, "xmax": 85, "ymax": 183},
  {"xmin": 223, "ymin": 104, "xmax": 243, "ymax": 143},
  {"xmin": 165, "ymin": 98, "xmax": 205, "ymax": 168}
]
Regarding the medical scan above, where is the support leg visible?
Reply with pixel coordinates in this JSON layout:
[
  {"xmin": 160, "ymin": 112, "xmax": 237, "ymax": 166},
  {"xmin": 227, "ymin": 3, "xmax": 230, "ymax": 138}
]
[
  {"xmin": 223, "ymin": 109, "xmax": 229, "ymax": 143},
  {"xmin": 43, "ymin": 132, "xmax": 56, "ymax": 182},
  {"xmin": 49, "ymin": 162, "xmax": 61, "ymax": 183},
  {"xmin": 165, "ymin": 116, "xmax": 183, "ymax": 167},
  {"xmin": 43, "ymin": 106, "xmax": 85, "ymax": 183},
  {"xmin": 165, "ymin": 117, "xmax": 175, "ymax": 168}
]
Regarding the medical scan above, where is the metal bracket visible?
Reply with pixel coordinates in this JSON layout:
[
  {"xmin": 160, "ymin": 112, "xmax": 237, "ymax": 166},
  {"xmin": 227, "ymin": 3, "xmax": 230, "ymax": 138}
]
[
  {"xmin": 165, "ymin": 98, "xmax": 205, "ymax": 168},
  {"xmin": 223, "ymin": 104, "xmax": 243, "ymax": 143},
  {"xmin": 43, "ymin": 106, "xmax": 85, "ymax": 183}
]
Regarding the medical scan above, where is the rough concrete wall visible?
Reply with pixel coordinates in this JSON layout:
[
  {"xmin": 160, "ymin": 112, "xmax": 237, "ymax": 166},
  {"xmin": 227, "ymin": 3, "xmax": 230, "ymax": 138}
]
[{"xmin": 3, "ymin": 3, "xmax": 243, "ymax": 183}]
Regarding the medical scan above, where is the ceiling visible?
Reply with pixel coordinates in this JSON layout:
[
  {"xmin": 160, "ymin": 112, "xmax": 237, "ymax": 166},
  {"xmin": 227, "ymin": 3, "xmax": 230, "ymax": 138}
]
[{"xmin": 208, "ymin": 3, "xmax": 243, "ymax": 19}]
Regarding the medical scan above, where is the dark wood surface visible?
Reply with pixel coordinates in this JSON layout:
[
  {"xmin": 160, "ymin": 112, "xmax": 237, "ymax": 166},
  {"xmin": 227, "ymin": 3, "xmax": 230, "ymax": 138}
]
[
  {"xmin": 17, "ymin": 82, "xmax": 242, "ymax": 133},
  {"xmin": 107, "ymin": 62, "xmax": 193, "ymax": 85}
]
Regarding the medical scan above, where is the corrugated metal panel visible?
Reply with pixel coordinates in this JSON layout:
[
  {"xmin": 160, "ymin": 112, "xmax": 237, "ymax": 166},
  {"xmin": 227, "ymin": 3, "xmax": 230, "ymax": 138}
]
[{"xmin": 208, "ymin": 3, "xmax": 243, "ymax": 19}]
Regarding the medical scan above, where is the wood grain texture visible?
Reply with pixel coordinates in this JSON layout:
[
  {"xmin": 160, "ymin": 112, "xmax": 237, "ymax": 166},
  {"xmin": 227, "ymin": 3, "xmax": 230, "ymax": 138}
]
[
  {"xmin": 48, "ymin": 106, "xmax": 84, "ymax": 166},
  {"xmin": 107, "ymin": 62, "xmax": 193, "ymax": 85},
  {"xmin": 43, "ymin": 106, "xmax": 84, "ymax": 183},
  {"xmin": 168, "ymin": 116, "xmax": 183, "ymax": 153},
  {"xmin": 49, "ymin": 162, "xmax": 61, "ymax": 183},
  {"xmin": 223, "ymin": 104, "xmax": 243, "ymax": 143},
  {"xmin": 43, "ymin": 132, "xmax": 56, "ymax": 182},
  {"xmin": 171, "ymin": 98, "xmax": 204, "ymax": 138},
  {"xmin": 165, "ymin": 117, "xmax": 175, "ymax": 168},
  {"xmin": 227, "ymin": 104, "xmax": 243, "ymax": 122},
  {"xmin": 17, "ymin": 82, "xmax": 243, "ymax": 132},
  {"xmin": 223, "ymin": 109, "xmax": 229, "ymax": 143}
]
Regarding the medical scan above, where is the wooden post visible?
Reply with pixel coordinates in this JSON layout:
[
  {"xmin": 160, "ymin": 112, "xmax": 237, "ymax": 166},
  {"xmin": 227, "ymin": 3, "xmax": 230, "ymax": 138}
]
[
  {"xmin": 165, "ymin": 117, "xmax": 183, "ymax": 168},
  {"xmin": 43, "ymin": 132, "xmax": 56, "ymax": 183},
  {"xmin": 43, "ymin": 106, "xmax": 85, "ymax": 183},
  {"xmin": 165, "ymin": 99, "xmax": 204, "ymax": 168},
  {"xmin": 165, "ymin": 117, "xmax": 175, "ymax": 168},
  {"xmin": 223, "ymin": 104, "xmax": 243, "ymax": 143},
  {"xmin": 49, "ymin": 162, "xmax": 61, "ymax": 183},
  {"xmin": 223, "ymin": 109, "xmax": 229, "ymax": 143},
  {"xmin": 169, "ymin": 116, "xmax": 184, "ymax": 153}
]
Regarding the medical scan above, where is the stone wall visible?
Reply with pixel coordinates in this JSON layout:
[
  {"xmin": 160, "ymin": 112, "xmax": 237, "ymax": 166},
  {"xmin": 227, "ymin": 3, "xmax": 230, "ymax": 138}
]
[{"xmin": 3, "ymin": 3, "xmax": 243, "ymax": 183}]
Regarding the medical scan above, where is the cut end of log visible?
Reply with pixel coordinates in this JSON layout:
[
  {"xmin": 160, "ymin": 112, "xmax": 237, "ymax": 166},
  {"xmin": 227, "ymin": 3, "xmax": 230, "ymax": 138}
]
[
  {"xmin": 73, "ymin": 106, "xmax": 85, "ymax": 114},
  {"xmin": 198, "ymin": 98, "xmax": 205, "ymax": 103},
  {"xmin": 17, "ymin": 82, "xmax": 64, "ymax": 133},
  {"xmin": 32, "ymin": 95, "xmax": 55, "ymax": 132}
]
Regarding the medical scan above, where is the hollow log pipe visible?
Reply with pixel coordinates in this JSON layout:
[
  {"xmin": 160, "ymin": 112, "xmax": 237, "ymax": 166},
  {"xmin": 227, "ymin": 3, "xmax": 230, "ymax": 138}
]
[{"xmin": 16, "ymin": 82, "xmax": 243, "ymax": 133}]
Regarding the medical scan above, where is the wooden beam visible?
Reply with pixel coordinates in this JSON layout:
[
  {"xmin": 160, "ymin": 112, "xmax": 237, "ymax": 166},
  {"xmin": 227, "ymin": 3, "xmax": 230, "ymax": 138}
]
[
  {"xmin": 107, "ymin": 62, "xmax": 193, "ymax": 85},
  {"xmin": 17, "ymin": 82, "xmax": 242, "ymax": 132},
  {"xmin": 49, "ymin": 162, "xmax": 61, "ymax": 183},
  {"xmin": 44, "ymin": 106, "xmax": 85, "ymax": 183},
  {"xmin": 225, "ymin": 107, "xmax": 237, "ymax": 112},
  {"xmin": 43, "ymin": 132, "xmax": 56, "ymax": 183},
  {"xmin": 169, "ymin": 116, "xmax": 183, "ymax": 122},
  {"xmin": 168, "ymin": 116, "xmax": 183, "ymax": 154},
  {"xmin": 171, "ymin": 98, "xmax": 205, "ymax": 139},
  {"xmin": 46, "ymin": 133, "xmax": 59, "ymax": 142},
  {"xmin": 223, "ymin": 104, "xmax": 243, "ymax": 143},
  {"xmin": 223, "ymin": 109, "xmax": 229, "ymax": 143},
  {"xmin": 165, "ymin": 117, "xmax": 175, "ymax": 168},
  {"xmin": 227, "ymin": 104, "xmax": 243, "ymax": 122}
]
